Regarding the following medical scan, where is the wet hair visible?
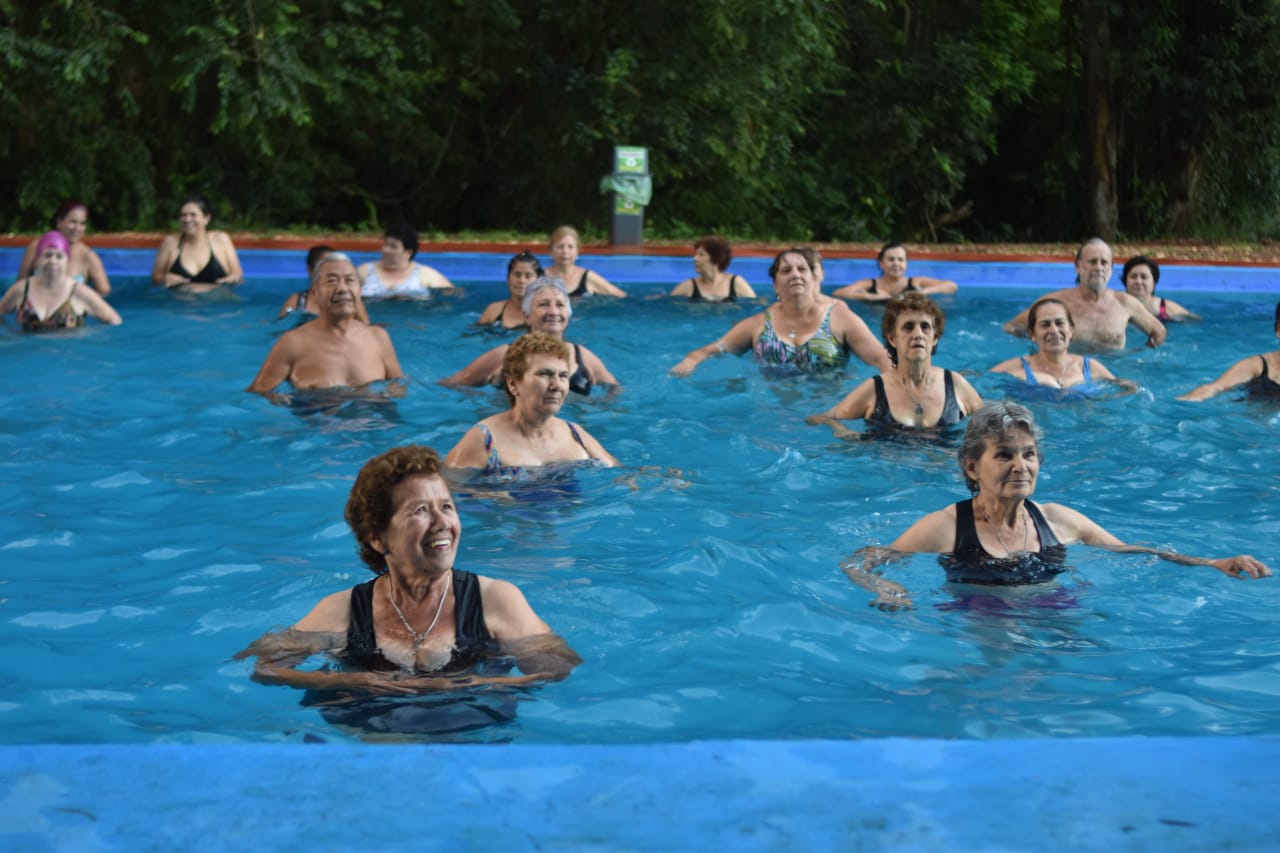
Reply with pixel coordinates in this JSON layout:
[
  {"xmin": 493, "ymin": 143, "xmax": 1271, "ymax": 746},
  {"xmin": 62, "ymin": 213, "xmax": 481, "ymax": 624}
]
[
  {"xmin": 383, "ymin": 223, "xmax": 419, "ymax": 259},
  {"xmin": 52, "ymin": 200, "xmax": 89, "ymax": 229},
  {"xmin": 310, "ymin": 251, "xmax": 354, "ymax": 284},
  {"xmin": 881, "ymin": 292, "xmax": 945, "ymax": 364},
  {"xmin": 694, "ymin": 236, "xmax": 732, "ymax": 271},
  {"xmin": 550, "ymin": 225, "xmax": 579, "ymax": 246},
  {"xmin": 957, "ymin": 402, "xmax": 1043, "ymax": 494},
  {"xmin": 305, "ymin": 245, "xmax": 335, "ymax": 276},
  {"xmin": 502, "ymin": 332, "xmax": 572, "ymax": 405},
  {"xmin": 345, "ymin": 445, "xmax": 446, "ymax": 573},
  {"xmin": 1121, "ymin": 255, "xmax": 1161, "ymax": 290},
  {"xmin": 877, "ymin": 241, "xmax": 907, "ymax": 262},
  {"xmin": 521, "ymin": 276, "xmax": 572, "ymax": 318},
  {"xmin": 1026, "ymin": 298, "xmax": 1075, "ymax": 334},
  {"xmin": 180, "ymin": 194, "xmax": 212, "ymax": 217},
  {"xmin": 768, "ymin": 247, "xmax": 814, "ymax": 280},
  {"xmin": 507, "ymin": 250, "xmax": 544, "ymax": 277}
]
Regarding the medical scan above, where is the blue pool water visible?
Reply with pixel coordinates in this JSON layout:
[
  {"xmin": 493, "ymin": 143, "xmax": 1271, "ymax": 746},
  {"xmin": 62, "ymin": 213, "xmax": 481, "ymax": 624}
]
[{"xmin": 1, "ymin": 251, "xmax": 1278, "ymax": 746}]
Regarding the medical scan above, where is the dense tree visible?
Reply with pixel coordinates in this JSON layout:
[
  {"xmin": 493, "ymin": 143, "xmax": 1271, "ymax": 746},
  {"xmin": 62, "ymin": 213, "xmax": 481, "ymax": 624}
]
[{"xmin": 1, "ymin": 0, "xmax": 1277, "ymax": 240}]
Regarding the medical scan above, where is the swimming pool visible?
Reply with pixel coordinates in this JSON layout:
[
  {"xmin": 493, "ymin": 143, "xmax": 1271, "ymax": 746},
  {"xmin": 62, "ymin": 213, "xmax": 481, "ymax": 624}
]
[{"xmin": 1, "ymin": 250, "xmax": 1278, "ymax": 747}]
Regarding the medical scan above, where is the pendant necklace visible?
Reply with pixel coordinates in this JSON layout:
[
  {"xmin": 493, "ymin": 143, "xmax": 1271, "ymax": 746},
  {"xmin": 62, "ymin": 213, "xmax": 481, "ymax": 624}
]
[
  {"xmin": 983, "ymin": 508, "xmax": 1030, "ymax": 556},
  {"xmin": 386, "ymin": 571, "xmax": 452, "ymax": 648},
  {"xmin": 1040, "ymin": 354, "xmax": 1071, "ymax": 388},
  {"xmin": 900, "ymin": 371, "xmax": 932, "ymax": 421}
]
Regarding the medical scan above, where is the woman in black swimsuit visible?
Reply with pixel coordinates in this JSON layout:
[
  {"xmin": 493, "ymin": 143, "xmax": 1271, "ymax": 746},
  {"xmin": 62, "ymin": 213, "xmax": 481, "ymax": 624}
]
[
  {"xmin": 236, "ymin": 444, "xmax": 581, "ymax": 690},
  {"xmin": 841, "ymin": 402, "xmax": 1270, "ymax": 610},
  {"xmin": 833, "ymin": 241, "xmax": 958, "ymax": 301},
  {"xmin": 669, "ymin": 235, "xmax": 757, "ymax": 303},
  {"xmin": 1179, "ymin": 302, "xmax": 1280, "ymax": 401},
  {"xmin": 545, "ymin": 224, "xmax": 626, "ymax": 298},
  {"xmin": 150, "ymin": 194, "xmax": 243, "ymax": 292}
]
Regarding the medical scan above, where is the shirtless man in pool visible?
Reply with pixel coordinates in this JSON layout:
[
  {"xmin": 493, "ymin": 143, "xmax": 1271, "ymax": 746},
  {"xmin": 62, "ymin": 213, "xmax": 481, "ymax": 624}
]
[
  {"xmin": 247, "ymin": 253, "xmax": 404, "ymax": 395},
  {"xmin": 1003, "ymin": 238, "xmax": 1166, "ymax": 350}
]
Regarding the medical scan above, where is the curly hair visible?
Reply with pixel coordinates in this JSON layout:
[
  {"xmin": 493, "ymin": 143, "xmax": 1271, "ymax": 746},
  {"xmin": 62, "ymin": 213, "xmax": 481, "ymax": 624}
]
[
  {"xmin": 502, "ymin": 332, "xmax": 572, "ymax": 405},
  {"xmin": 881, "ymin": 292, "xmax": 945, "ymax": 364},
  {"xmin": 693, "ymin": 236, "xmax": 732, "ymax": 271},
  {"xmin": 345, "ymin": 445, "xmax": 445, "ymax": 573}
]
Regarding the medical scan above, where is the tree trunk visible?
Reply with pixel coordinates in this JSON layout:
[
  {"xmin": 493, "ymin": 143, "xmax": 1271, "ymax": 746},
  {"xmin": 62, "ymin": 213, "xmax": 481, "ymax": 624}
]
[{"xmin": 1074, "ymin": 0, "xmax": 1118, "ymax": 239}]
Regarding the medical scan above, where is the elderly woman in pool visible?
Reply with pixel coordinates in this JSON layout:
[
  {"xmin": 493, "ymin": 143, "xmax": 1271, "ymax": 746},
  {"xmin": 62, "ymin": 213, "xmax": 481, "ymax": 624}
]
[
  {"xmin": 445, "ymin": 333, "xmax": 620, "ymax": 475},
  {"xmin": 546, "ymin": 225, "xmax": 626, "ymax": 298},
  {"xmin": 1, "ymin": 231, "xmax": 122, "ymax": 330},
  {"xmin": 236, "ymin": 444, "xmax": 581, "ymax": 689},
  {"xmin": 441, "ymin": 277, "xmax": 619, "ymax": 395},
  {"xmin": 669, "ymin": 235, "xmax": 756, "ymax": 302},
  {"xmin": 151, "ymin": 194, "xmax": 244, "ymax": 291},
  {"xmin": 16, "ymin": 200, "xmax": 112, "ymax": 296},
  {"xmin": 989, "ymin": 298, "xmax": 1123, "ymax": 390},
  {"xmin": 671, "ymin": 248, "xmax": 891, "ymax": 376},
  {"xmin": 476, "ymin": 251, "xmax": 542, "ymax": 331},
  {"xmin": 358, "ymin": 223, "xmax": 453, "ymax": 298},
  {"xmin": 807, "ymin": 293, "xmax": 981, "ymax": 435},
  {"xmin": 833, "ymin": 241, "xmax": 957, "ymax": 301},
  {"xmin": 1122, "ymin": 256, "xmax": 1197, "ymax": 323},
  {"xmin": 1179, "ymin": 302, "xmax": 1280, "ymax": 401},
  {"xmin": 842, "ymin": 402, "xmax": 1270, "ymax": 610}
]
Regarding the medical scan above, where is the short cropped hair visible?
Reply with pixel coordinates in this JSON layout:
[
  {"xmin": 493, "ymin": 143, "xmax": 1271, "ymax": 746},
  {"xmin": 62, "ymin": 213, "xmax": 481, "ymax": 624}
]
[
  {"xmin": 694, "ymin": 236, "xmax": 732, "ymax": 271},
  {"xmin": 384, "ymin": 223, "xmax": 419, "ymax": 259},
  {"xmin": 881, "ymin": 292, "xmax": 945, "ymax": 364},
  {"xmin": 957, "ymin": 402, "xmax": 1043, "ymax": 494},
  {"xmin": 1121, "ymin": 255, "xmax": 1161, "ymax": 289},
  {"xmin": 502, "ymin": 332, "xmax": 572, "ymax": 405}
]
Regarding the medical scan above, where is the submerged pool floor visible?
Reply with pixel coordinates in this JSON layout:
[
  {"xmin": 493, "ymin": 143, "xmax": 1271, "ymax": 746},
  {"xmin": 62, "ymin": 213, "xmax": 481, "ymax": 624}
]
[{"xmin": 4, "ymin": 735, "xmax": 1279, "ymax": 850}]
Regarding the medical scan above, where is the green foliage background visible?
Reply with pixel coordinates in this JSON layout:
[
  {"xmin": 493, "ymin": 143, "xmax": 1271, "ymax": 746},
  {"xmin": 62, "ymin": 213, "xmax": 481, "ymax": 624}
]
[{"xmin": 3, "ymin": 0, "xmax": 1279, "ymax": 241}]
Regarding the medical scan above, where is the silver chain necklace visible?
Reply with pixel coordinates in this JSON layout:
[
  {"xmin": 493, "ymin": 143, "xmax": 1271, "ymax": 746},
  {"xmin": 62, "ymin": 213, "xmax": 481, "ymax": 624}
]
[
  {"xmin": 983, "ymin": 508, "xmax": 1029, "ymax": 556},
  {"xmin": 899, "ymin": 371, "xmax": 933, "ymax": 420},
  {"xmin": 385, "ymin": 572, "xmax": 452, "ymax": 648}
]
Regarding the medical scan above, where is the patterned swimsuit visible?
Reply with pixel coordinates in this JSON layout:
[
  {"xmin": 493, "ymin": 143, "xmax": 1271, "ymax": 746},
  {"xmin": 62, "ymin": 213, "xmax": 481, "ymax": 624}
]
[{"xmin": 752, "ymin": 305, "xmax": 849, "ymax": 372}]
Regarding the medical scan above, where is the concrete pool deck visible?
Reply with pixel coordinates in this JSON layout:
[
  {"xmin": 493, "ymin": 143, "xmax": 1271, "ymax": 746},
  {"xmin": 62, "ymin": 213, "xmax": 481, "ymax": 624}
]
[{"xmin": 3, "ymin": 735, "xmax": 1278, "ymax": 850}]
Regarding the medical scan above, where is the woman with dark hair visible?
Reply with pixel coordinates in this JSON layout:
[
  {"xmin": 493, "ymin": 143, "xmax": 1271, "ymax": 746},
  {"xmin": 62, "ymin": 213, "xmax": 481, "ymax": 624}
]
[
  {"xmin": 1121, "ymin": 255, "xmax": 1197, "ymax": 322},
  {"xmin": 445, "ymin": 333, "xmax": 619, "ymax": 476},
  {"xmin": 236, "ymin": 444, "xmax": 581, "ymax": 691},
  {"xmin": 671, "ymin": 248, "xmax": 890, "ymax": 376},
  {"xmin": 669, "ymin": 236, "xmax": 756, "ymax": 302},
  {"xmin": 989, "ymin": 298, "xmax": 1121, "ymax": 390},
  {"xmin": 151, "ymin": 194, "xmax": 244, "ymax": 291},
  {"xmin": 833, "ymin": 241, "xmax": 957, "ymax": 301},
  {"xmin": 16, "ymin": 200, "xmax": 112, "ymax": 296},
  {"xmin": 476, "ymin": 251, "xmax": 543, "ymax": 330},
  {"xmin": 840, "ymin": 402, "xmax": 1269, "ymax": 611},
  {"xmin": 1179, "ymin": 302, "xmax": 1280, "ymax": 401},
  {"xmin": 358, "ymin": 223, "xmax": 453, "ymax": 298},
  {"xmin": 807, "ymin": 292, "xmax": 981, "ymax": 435}
]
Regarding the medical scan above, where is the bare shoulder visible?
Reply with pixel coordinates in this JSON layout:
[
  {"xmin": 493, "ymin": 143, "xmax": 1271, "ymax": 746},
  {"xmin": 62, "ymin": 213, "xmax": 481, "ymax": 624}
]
[{"xmin": 293, "ymin": 588, "xmax": 354, "ymax": 632}]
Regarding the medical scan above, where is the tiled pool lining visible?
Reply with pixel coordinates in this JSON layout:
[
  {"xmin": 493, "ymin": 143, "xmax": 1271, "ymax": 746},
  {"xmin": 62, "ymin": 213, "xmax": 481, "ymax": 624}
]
[{"xmin": 4, "ymin": 736, "xmax": 1278, "ymax": 849}]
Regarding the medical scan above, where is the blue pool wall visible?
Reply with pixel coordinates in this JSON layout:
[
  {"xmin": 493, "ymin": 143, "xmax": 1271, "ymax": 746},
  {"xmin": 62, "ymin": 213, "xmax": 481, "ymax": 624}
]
[{"xmin": 4, "ymin": 246, "xmax": 1279, "ymax": 294}]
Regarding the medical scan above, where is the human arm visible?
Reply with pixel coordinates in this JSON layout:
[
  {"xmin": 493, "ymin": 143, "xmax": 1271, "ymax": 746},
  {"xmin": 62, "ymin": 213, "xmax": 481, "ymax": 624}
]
[
  {"xmin": 831, "ymin": 279, "xmax": 879, "ymax": 301},
  {"xmin": 1177, "ymin": 356, "xmax": 1263, "ymax": 401},
  {"xmin": 371, "ymin": 326, "xmax": 404, "ymax": 380},
  {"xmin": 989, "ymin": 357, "xmax": 1025, "ymax": 379},
  {"xmin": 478, "ymin": 576, "xmax": 582, "ymax": 680},
  {"xmin": 1161, "ymin": 297, "xmax": 1200, "ymax": 321},
  {"xmin": 585, "ymin": 270, "xmax": 626, "ymax": 298},
  {"xmin": 0, "ymin": 281, "xmax": 23, "ymax": 315},
  {"xmin": 75, "ymin": 284, "xmax": 122, "ymax": 325},
  {"xmin": 83, "ymin": 247, "xmax": 111, "ymax": 296},
  {"xmin": 570, "ymin": 421, "xmax": 621, "ymax": 468},
  {"xmin": 477, "ymin": 300, "xmax": 506, "ymax": 325},
  {"xmin": 832, "ymin": 302, "xmax": 894, "ymax": 370},
  {"xmin": 246, "ymin": 334, "xmax": 297, "ymax": 394},
  {"xmin": 439, "ymin": 345, "xmax": 507, "ymax": 387},
  {"xmin": 951, "ymin": 372, "xmax": 984, "ymax": 416},
  {"xmin": 1120, "ymin": 292, "xmax": 1166, "ymax": 347},
  {"xmin": 278, "ymin": 291, "xmax": 303, "ymax": 319},
  {"xmin": 669, "ymin": 313, "xmax": 764, "ymax": 376},
  {"xmin": 805, "ymin": 378, "xmax": 877, "ymax": 439},
  {"xmin": 669, "ymin": 278, "xmax": 695, "ymax": 297},
  {"xmin": 1003, "ymin": 308, "xmax": 1031, "ymax": 337},
  {"xmin": 839, "ymin": 508, "xmax": 958, "ymax": 611},
  {"xmin": 418, "ymin": 263, "xmax": 454, "ymax": 289},
  {"xmin": 212, "ymin": 232, "xmax": 244, "ymax": 285},
  {"xmin": 151, "ymin": 234, "xmax": 185, "ymax": 286},
  {"xmin": 443, "ymin": 425, "xmax": 490, "ymax": 469},
  {"xmin": 578, "ymin": 345, "xmax": 620, "ymax": 388},
  {"xmin": 913, "ymin": 275, "xmax": 959, "ymax": 295},
  {"xmin": 1041, "ymin": 502, "xmax": 1271, "ymax": 579}
]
